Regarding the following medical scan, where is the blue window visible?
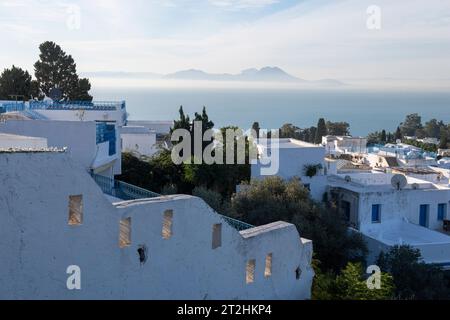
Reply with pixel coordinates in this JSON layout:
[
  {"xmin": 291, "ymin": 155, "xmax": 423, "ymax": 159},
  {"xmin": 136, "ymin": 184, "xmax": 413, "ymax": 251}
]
[
  {"xmin": 372, "ymin": 204, "xmax": 381, "ymax": 223},
  {"xmin": 438, "ymin": 203, "xmax": 447, "ymax": 221}
]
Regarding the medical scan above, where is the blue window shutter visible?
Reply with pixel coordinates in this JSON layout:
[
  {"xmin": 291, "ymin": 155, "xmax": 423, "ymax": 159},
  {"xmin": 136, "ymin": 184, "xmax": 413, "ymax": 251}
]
[
  {"xmin": 438, "ymin": 204, "xmax": 446, "ymax": 221},
  {"xmin": 372, "ymin": 205, "xmax": 380, "ymax": 223}
]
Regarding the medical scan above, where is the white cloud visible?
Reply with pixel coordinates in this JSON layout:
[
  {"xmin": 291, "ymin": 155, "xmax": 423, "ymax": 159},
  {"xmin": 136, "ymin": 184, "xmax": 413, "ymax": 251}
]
[
  {"xmin": 1, "ymin": 0, "xmax": 450, "ymax": 86},
  {"xmin": 208, "ymin": 0, "xmax": 278, "ymax": 9}
]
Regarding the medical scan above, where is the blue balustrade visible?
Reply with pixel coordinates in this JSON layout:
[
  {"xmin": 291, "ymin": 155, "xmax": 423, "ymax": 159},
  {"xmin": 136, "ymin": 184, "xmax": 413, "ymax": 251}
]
[
  {"xmin": 29, "ymin": 100, "xmax": 125, "ymax": 111},
  {"xmin": 0, "ymin": 101, "xmax": 25, "ymax": 112},
  {"xmin": 220, "ymin": 216, "xmax": 254, "ymax": 231},
  {"xmin": 90, "ymin": 173, "xmax": 254, "ymax": 231},
  {"xmin": 91, "ymin": 173, "xmax": 160, "ymax": 201}
]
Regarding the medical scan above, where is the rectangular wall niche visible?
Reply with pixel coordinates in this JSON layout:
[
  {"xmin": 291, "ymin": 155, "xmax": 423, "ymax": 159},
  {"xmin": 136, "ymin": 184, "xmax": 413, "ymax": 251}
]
[
  {"xmin": 119, "ymin": 217, "xmax": 132, "ymax": 248},
  {"xmin": 246, "ymin": 259, "xmax": 256, "ymax": 284},
  {"xmin": 264, "ymin": 253, "xmax": 273, "ymax": 278},
  {"xmin": 68, "ymin": 195, "xmax": 83, "ymax": 226},
  {"xmin": 212, "ymin": 223, "xmax": 222, "ymax": 249},
  {"xmin": 162, "ymin": 210, "xmax": 173, "ymax": 239}
]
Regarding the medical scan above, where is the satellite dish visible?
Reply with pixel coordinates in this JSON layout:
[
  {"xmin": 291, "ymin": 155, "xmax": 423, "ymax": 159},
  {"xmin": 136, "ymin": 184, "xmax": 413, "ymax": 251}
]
[
  {"xmin": 49, "ymin": 88, "xmax": 62, "ymax": 101},
  {"xmin": 391, "ymin": 174, "xmax": 407, "ymax": 190},
  {"xmin": 345, "ymin": 175, "xmax": 352, "ymax": 183}
]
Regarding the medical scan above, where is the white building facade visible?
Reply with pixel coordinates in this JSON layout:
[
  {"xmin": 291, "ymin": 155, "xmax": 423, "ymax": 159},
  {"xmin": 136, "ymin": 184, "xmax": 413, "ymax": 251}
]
[
  {"xmin": 328, "ymin": 171, "xmax": 450, "ymax": 266},
  {"xmin": 252, "ymin": 138, "xmax": 327, "ymax": 201}
]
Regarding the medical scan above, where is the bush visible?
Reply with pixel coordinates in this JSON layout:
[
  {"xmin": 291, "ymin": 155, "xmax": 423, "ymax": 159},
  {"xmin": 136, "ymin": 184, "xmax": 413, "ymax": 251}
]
[
  {"xmin": 377, "ymin": 245, "xmax": 450, "ymax": 300},
  {"xmin": 231, "ymin": 176, "xmax": 367, "ymax": 272},
  {"xmin": 313, "ymin": 262, "xmax": 394, "ymax": 300}
]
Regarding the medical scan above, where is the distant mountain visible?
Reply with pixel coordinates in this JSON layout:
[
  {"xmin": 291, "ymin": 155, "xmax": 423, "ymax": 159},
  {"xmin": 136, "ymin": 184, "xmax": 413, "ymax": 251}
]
[
  {"xmin": 83, "ymin": 67, "xmax": 345, "ymax": 86},
  {"xmin": 164, "ymin": 66, "xmax": 304, "ymax": 82}
]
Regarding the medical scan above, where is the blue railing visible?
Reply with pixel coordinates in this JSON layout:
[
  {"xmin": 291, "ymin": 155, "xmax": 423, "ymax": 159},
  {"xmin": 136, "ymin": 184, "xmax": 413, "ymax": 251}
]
[
  {"xmin": 91, "ymin": 173, "xmax": 160, "ymax": 201},
  {"xmin": 90, "ymin": 173, "xmax": 254, "ymax": 231},
  {"xmin": 221, "ymin": 216, "xmax": 254, "ymax": 231},
  {"xmin": 0, "ymin": 101, "xmax": 25, "ymax": 112},
  {"xmin": 29, "ymin": 100, "xmax": 125, "ymax": 111},
  {"xmin": 96, "ymin": 123, "xmax": 116, "ymax": 156}
]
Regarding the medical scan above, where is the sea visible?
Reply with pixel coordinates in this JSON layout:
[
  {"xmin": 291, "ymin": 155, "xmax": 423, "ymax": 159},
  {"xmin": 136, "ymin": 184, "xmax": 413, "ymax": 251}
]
[{"xmin": 92, "ymin": 87, "xmax": 450, "ymax": 136}]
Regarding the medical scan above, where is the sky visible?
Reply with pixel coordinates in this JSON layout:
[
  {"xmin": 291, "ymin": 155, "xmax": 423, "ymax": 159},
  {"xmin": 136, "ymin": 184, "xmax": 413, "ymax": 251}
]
[{"xmin": 1, "ymin": 0, "xmax": 450, "ymax": 85}]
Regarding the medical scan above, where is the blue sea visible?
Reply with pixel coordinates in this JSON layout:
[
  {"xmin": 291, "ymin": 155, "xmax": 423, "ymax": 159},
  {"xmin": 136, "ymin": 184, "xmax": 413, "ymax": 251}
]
[{"xmin": 92, "ymin": 87, "xmax": 450, "ymax": 136}]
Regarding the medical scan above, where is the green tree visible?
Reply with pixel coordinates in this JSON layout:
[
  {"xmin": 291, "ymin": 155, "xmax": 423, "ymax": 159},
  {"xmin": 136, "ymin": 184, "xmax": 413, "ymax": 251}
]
[
  {"xmin": 394, "ymin": 127, "xmax": 402, "ymax": 141},
  {"xmin": 280, "ymin": 123, "xmax": 301, "ymax": 139},
  {"xmin": 313, "ymin": 262, "xmax": 394, "ymax": 300},
  {"xmin": 315, "ymin": 118, "xmax": 327, "ymax": 144},
  {"xmin": 34, "ymin": 41, "xmax": 92, "ymax": 101},
  {"xmin": 194, "ymin": 106, "xmax": 214, "ymax": 153},
  {"xmin": 424, "ymin": 119, "xmax": 442, "ymax": 138},
  {"xmin": 400, "ymin": 113, "xmax": 422, "ymax": 137},
  {"xmin": 439, "ymin": 128, "xmax": 448, "ymax": 149},
  {"xmin": 380, "ymin": 130, "xmax": 387, "ymax": 143},
  {"xmin": 0, "ymin": 66, "xmax": 35, "ymax": 100},
  {"xmin": 327, "ymin": 121, "xmax": 350, "ymax": 136},
  {"xmin": 230, "ymin": 177, "xmax": 367, "ymax": 272},
  {"xmin": 251, "ymin": 122, "xmax": 260, "ymax": 139},
  {"xmin": 377, "ymin": 245, "xmax": 450, "ymax": 300},
  {"xmin": 192, "ymin": 186, "xmax": 231, "ymax": 215}
]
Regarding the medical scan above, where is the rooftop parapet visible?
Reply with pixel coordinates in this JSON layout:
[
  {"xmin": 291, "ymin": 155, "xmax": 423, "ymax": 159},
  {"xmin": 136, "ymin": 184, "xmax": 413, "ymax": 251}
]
[{"xmin": 29, "ymin": 100, "xmax": 126, "ymax": 111}]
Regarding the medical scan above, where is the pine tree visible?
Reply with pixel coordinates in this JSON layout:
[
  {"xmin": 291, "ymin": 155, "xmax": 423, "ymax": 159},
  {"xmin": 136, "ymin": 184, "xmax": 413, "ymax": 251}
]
[
  {"xmin": 381, "ymin": 130, "xmax": 387, "ymax": 143},
  {"xmin": 395, "ymin": 127, "xmax": 402, "ymax": 141},
  {"xmin": 251, "ymin": 122, "xmax": 260, "ymax": 139},
  {"xmin": 0, "ymin": 66, "xmax": 32, "ymax": 100},
  {"xmin": 34, "ymin": 41, "xmax": 92, "ymax": 101},
  {"xmin": 314, "ymin": 118, "xmax": 327, "ymax": 144},
  {"xmin": 439, "ymin": 128, "xmax": 448, "ymax": 149}
]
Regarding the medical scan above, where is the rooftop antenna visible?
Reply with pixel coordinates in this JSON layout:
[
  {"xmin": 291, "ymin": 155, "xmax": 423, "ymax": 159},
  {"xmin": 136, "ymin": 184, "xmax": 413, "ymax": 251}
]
[{"xmin": 391, "ymin": 174, "xmax": 407, "ymax": 190}]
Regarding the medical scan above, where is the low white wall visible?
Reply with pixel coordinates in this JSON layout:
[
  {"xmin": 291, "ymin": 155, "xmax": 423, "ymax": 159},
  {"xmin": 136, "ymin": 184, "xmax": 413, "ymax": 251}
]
[
  {"xmin": 0, "ymin": 152, "xmax": 313, "ymax": 300},
  {"xmin": 121, "ymin": 132, "xmax": 158, "ymax": 157}
]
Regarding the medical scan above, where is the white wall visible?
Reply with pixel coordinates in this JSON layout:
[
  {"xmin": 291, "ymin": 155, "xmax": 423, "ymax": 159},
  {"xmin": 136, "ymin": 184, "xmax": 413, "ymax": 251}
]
[
  {"xmin": 0, "ymin": 152, "xmax": 313, "ymax": 300},
  {"xmin": 252, "ymin": 145, "xmax": 327, "ymax": 201},
  {"xmin": 127, "ymin": 120, "xmax": 173, "ymax": 135},
  {"xmin": 357, "ymin": 189, "xmax": 450, "ymax": 231},
  {"xmin": 121, "ymin": 132, "xmax": 158, "ymax": 157},
  {"xmin": 36, "ymin": 109, "xmax": 127, "ymax": 126},
  {"xmin": 0, "ymin": 120, "xmax": 121, "ymax": 177}
]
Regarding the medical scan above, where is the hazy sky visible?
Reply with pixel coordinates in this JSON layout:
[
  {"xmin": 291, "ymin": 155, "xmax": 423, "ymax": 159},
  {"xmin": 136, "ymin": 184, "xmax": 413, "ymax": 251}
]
[{"xmin": 1, "ymin": 0, "xmax": 450, "ymax": 82}]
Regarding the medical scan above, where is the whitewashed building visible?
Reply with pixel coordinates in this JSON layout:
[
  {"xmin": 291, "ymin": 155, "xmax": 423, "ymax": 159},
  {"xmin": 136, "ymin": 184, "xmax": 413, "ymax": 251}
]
[
  {"xmin": 251, "ymin": 138, "xmax": 327, "ymax": 201},
  {"xmin": 327, "ymin": 171, "xmax": 450, "ymax": 267},
  {"xmin": 0, "ymin": 147, "xmax": 314, "ymax": 299},
  {"xmin": 121, "ymin": 126, "xmax": 158, "ymax": 157},
  {"xmin": 0, "ymin": 100, "xmax": 126, "ymax": 178},
  {"xmin": 322, "ymin": 135, "xmax": 367, "ymax": 155}
]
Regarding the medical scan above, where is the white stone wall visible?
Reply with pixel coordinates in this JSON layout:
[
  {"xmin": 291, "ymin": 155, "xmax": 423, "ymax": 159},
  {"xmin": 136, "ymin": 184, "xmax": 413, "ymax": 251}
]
[
  {"xmin": 252, "ymin": 145, "xmax": 327, "ymax": 201},
  {"xmin": 357, "ymin": 189, "xmax": 450, "ymax": 231},
  {"xmin": 0, "ymin": 152, "xmax": 313, "ymax": 300},
  {"xmin": 0, "ymin": 120, "xmax": 121, "ymax": 177},
  {"xmin": 121, "ymin": 132, "xmax": 158, "ymax": 157}
]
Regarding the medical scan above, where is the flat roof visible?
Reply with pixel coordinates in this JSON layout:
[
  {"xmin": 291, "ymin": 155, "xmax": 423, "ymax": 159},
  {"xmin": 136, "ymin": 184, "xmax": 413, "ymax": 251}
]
[
  {"xmin": 0, "ymin": 133, "xmax": 45, "ymax": 141},
  {"xmin": 258, "ymin": 138, "xmax": 321, "ymax": 149},
  {"xmin": 361, "ymin": 220, "xmax": 450, "ymax": 246}
]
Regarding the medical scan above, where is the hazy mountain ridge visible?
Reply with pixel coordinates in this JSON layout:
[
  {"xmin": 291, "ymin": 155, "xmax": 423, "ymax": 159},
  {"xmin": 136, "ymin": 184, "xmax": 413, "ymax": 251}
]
[{"xmin": 83, "ymin": 67, "xmax": 344, "ymax": 86}]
